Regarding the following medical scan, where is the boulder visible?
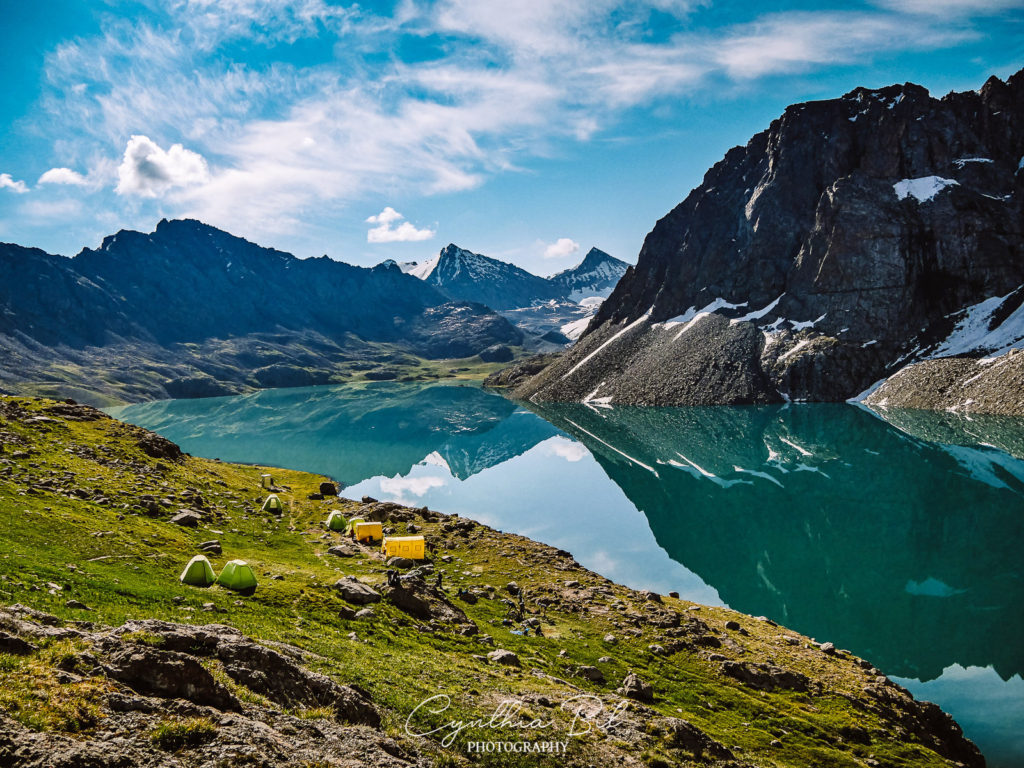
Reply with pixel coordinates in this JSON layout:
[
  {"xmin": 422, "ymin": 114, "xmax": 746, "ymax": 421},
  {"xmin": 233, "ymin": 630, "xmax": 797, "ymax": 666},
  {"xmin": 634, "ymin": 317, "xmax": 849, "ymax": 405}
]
[
  {"xmin": 333, "ymin": 577, "xmax": 381, "ymax": 605},
  {"xmin": 319, "ymin": 482, "xmax": 337, "ymax": 496},
  {"xmin": 660, "ymin": 717, "xmax": 735, "ymax": 760},
  {"xmin": 385, "ymin": 578, "xmax": 469, "ymax": 624},
  {"xmin": 327, "ymin": 545, "xmax": 356, "ymax": 558},
  {"xmin": 104, "ymin": 645, "xmax": 240, "ymax": 711},
  {"xmin": 577, "ymin": 665, "xmax": 605, "ymax": 684},
  {"xmin": 170, "ymin": 510, "xmax": 201, "ymax": 527},
  {"xmin": 487, "ymin": 649, "xmax": 520, "ymax": 666},
  {"xmin": 618, "ymin": 672, "xmax": 654, "ymax": 702}
]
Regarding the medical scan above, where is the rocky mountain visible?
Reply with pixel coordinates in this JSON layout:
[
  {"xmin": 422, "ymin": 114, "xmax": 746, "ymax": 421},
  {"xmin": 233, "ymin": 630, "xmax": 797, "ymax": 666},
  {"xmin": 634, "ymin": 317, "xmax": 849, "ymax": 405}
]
[
  {"xmin": 549, "ymin": 247, "xmax": 627, "ymax": 301},
  {"xmin": 393, "ymin": 244, "xmax": 629, "ymax": 347},
  {"xmin": 514, "ymin": 70, "xmax": 1024, "ymax": 414},
  {"xmin": 0, "ymin": 219, "xmax": 522, "ymax": 404}
]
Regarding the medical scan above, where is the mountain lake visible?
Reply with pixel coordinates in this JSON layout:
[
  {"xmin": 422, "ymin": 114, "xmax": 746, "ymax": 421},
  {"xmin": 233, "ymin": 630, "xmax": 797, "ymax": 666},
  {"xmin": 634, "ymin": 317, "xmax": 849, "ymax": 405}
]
[{"xmin": 108, "ymin": 382, "xmax": 1024, "ymax": 767}]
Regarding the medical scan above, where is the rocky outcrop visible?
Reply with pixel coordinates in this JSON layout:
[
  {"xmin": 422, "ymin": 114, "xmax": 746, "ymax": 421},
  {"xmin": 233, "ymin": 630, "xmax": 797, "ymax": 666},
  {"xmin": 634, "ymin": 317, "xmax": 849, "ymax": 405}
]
[{"xmin": 515, "ymin": 69, "xmax": 1024, "ymax": 412}]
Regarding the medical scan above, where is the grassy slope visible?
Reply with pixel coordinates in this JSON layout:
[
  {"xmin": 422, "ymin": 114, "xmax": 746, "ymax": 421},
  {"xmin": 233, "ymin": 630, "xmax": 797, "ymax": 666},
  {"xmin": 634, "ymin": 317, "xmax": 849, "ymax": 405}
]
[{"xmin": 0, "ymin": 396, "xmax": 971, "ymax": 767}]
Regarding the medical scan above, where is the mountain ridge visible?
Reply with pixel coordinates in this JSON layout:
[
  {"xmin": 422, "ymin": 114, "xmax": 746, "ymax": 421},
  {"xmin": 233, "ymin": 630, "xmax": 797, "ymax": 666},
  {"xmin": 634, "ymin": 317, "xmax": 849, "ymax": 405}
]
[
  {"xmin": 0, "ymin": 219, "xmax": 523, "ymax": 404},
  {"xmin": 514, "ymin": 69, "xmax": 1024, "ymax": 414}
]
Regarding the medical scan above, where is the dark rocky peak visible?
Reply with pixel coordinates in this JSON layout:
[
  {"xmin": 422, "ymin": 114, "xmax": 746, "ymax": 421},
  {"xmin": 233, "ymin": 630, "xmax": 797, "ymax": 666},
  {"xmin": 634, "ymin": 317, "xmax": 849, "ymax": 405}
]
[{"xmin": 518, "ymin": 69, "xmax": 1024, "ymax": 408}]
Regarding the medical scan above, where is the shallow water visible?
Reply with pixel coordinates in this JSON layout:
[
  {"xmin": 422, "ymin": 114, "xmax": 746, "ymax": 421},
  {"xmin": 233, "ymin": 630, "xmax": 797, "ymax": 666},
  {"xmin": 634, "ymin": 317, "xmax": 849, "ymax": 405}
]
[{"xmin": 109, "ymin": 382, "xmax": 1024, "ymax": 766}]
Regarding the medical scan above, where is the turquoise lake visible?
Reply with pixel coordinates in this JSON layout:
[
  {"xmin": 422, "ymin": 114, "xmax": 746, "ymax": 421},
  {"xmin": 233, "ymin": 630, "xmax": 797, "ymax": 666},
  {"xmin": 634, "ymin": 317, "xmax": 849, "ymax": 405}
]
[{"xmin": 109, "ymin": 383, "xmax": 1024, "ymax": 767}]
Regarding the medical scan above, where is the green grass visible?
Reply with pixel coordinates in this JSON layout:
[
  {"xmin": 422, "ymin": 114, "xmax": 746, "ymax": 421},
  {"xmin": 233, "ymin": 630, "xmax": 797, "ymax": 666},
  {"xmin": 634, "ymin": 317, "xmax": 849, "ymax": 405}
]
[
  {"xmin": 0, "ymin": 395, "xmax": 969, "ymax": 767},
  {"xmin": 150, "ymin": 717, "xmax": 218, "ymax": 750}
]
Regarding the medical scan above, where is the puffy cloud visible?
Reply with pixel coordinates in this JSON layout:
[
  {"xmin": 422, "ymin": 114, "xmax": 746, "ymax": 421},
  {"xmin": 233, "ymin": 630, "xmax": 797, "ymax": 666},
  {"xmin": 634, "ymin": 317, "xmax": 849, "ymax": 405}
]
[
  {"xmin": 38, "ymin": 167, "xmax": 89, "ymax": 186},
  {"xmin": 543, "ymin": 237, "xmax": 580, "ymax": 259},
  {"xmin": 115, "ymin": 135, "xmax": 210, "ymax": 198},
  {"xmin": 365, "ymin": 206, "xmax": 404, "ymax": 226},
  {"xmin": 0, "ymin": 174, "xmax": 29, "ymax": 194},
  {"xmin": 366, "ymin": 208, "xmax": 436, "ymax": 243}
]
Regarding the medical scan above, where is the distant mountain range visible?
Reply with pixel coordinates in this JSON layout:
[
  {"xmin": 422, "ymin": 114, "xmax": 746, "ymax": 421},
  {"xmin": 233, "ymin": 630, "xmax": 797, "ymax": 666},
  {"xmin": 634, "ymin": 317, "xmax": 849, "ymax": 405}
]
[
  {"xmin": 515, "ymin": 69, "xmax": 1024, "ymax": 415},
  {"xmin": 0, "ymin": 219, "xmax": 522, "ymax": 405},
  {"xmin": 383, "ymin": 243, "xmax": 629, "ymax": 345}
]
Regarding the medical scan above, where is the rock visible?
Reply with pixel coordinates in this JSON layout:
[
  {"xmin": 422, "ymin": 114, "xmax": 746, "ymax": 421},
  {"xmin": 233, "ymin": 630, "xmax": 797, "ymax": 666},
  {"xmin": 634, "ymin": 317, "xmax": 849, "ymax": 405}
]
[
  {"xmin": 170, "ymin": 510, "xmax": 201, "ymax": 527},
  {"xmin": 385, "ymin": 578, "xmax": 469, "ymax": 623},
  {"xmin": 307, "ymin": 492, "xmax": 324, "ymax": 500},
  {"xmin": 136, "ymin": 433, "xmax": 184, "ymax": 461},
  {"xmin": 333, "ymin": 577, "xmax": 381, "ymax": 605},
  {"xmin": 577, "ymin": 665, "xmax": 605, "ymax": 684},
  {"xmin": 648, "ymin": 644, "xmax": 666, "ymax": 656},
  {"xmin": 725, "ymin": 620, "xmax": 741, "ymax": 631},
  {"xmin": 603, "ymin": 633, "xmax": 618, "ymax": 644},
  {"xmin": 64, "ymin": 600, "xmax": 90, "ymax": 611},
  {"xmin": 406, "ymin": 523, "xmax": 419, "ymax": 533},
  {"xmin": 104, "ymin": 645, "xmax": 240, "ymax": 711},
  {"xmin": 668, "ymin": 591, "xmax": 680, "ymax": 598},
  {"xmin": 354, "ymin": 608, "xmax": 376, "ymax": 619},
  {"xmin": 327, "ymin": 545, "xmax": 356, "ymax": 558},
  {"xmin": 387, "ymin": 556, "xmax": 415, "ymax": 569},
  {"xmin": 487, "ymin": 649, "xmax": 520, "ymax": 666},
  {"xmin": 720, "ymin": 660, "xmax": 810, "ymax": 692},
  {"xmin": 618, "ymin": 672, "xmax": 654, "ymax": 702},
  {"xmin": 214, "ymin": 634, "xmax": 380, "ymax": 726},
  {"xmin": 0, "ymin": 631, "xmax": 37, "ymax": 655},
  {"xmin": 642, "ymin": 590, "xmax": 662, "ymax": 603},
  {"xmin": 661, "ymin": 717, "xmax": 735, "ymax": 760},
  {"xmin": 820, "ymin": 641, "xmax": 836, "ymax": 654},
  {"xmin": 199, "ymin": 540, "xmax": 222, "ymax": 555},
  {"xmin": 319, "ymin": 481, "xmax": 337, "ymax": 496}
]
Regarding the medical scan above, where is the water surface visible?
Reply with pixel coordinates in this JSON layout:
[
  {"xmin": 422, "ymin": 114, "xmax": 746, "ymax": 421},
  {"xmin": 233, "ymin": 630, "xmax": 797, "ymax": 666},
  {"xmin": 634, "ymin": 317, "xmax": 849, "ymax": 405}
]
[{"xmin": 109, "ymin": 383, "xmax": 1024, "ymax": 767}]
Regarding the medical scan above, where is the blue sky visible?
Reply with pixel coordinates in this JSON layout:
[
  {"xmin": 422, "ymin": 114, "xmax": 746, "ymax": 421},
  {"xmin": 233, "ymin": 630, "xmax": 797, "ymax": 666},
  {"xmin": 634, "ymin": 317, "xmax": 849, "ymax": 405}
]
[{"xmin": 0, "ymin": 0, "xmax": 1021, "ymax": 274}]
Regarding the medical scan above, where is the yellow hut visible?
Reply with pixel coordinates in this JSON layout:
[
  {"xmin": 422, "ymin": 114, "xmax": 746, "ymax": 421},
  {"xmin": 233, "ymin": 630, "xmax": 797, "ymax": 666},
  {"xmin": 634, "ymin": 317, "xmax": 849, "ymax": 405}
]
[{"xmin": 382, "ymin": 535, "xmax": 425, "ymax": 560}]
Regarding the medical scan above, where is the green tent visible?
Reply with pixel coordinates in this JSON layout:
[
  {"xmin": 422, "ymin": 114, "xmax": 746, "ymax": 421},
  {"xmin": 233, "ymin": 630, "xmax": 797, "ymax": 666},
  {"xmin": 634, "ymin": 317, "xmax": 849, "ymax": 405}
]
[
  {"xmin": 346, "ymin": 517, "xmax": 365, "ymax": 535},
  {"xmin": 180, "ymin": 554, "xmax": 217, "ymax": 587},
  {"xmin": 262, "ymin": 494, "xmax": 285, "ymax": 514},
  {"xmin": 218, "ymin": 559, "xmax": 258, "ymax": 593},
  {"xmin": 327, "ymin": 510, "xmax": 347, "ymax": 531}
]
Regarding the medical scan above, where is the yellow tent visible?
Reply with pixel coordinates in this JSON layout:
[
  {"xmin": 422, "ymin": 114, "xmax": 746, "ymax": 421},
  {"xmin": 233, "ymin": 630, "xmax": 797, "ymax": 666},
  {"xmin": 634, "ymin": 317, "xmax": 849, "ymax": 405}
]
[
  {"xmin": 354, "ymin": 521, "xmax": 382, "ymax": 543},
  {"xmin": 382, "ymin": 535, "xmax": 425, "ymax": 560}
]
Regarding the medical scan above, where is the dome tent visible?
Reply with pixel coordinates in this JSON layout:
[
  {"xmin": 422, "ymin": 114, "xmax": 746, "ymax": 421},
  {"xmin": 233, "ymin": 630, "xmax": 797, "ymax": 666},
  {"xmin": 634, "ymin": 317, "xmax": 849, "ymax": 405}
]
[
  {"xmin": 218, "ymin": 559, "xmax": 258, "ymax": 593},
  {"xmin": 327, "ymin": 510, "xmax": 347, "ymax": 531},
  {"xmin": 262, "ymin": 494, "xmax": 285, "ymax": 514},
  {"xmin": 180, "ymin": 554, "xmax": 217, "ymax": 587}
]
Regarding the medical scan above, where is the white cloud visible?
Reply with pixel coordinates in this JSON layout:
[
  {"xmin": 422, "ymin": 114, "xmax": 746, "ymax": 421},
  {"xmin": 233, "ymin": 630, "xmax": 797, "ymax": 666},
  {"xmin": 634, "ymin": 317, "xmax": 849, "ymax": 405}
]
[
  {"xmin": 873, "ymin": 0, "xmax": 1024, "ymax": 15},
  {"xmin": 27, "ymin": 1, "xmax": 1010, "ymax": 244},
  {"xmin": 20, "ymin": 198, "xmax": 85, "ymax": 220},
  {"xmin": 379, "ymin": 474, "xmax": 446, "ymax": 497},
  {"xmin": 0, "ymin": 174, "xmax": 29, "ymax": 194},
  {"xmin": 543, "ymin": 237, "xmax": 580, "ymax": 259},
  {"xmin": 366, "ymin": 207, "xmax": 436, "ymax": 243},
  {"xmin": 115, "ymin": 135, "xmax": 210, "ymax": 197},
  {"xmin": 365, "ymin": 206, "xmax": 403, "ymax": 225},
  {"xmin": 544, "ymin": 437, "xmax": 589, "ymax": 462},
  {"xmin": 38, "ymin": 167, "xmax": 89, "ymax": 186}
]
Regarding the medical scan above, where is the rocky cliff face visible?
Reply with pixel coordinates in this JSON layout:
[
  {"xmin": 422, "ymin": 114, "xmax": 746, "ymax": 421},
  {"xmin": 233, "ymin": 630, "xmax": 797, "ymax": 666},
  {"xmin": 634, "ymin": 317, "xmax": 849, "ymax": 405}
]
[
  {"xmin": 0, "ymin": 220, "xmax": 522, "ymax": 404},
  {"xmin": 515, "ymin": 70, "xmax": 1024, "ymax": 411}
]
